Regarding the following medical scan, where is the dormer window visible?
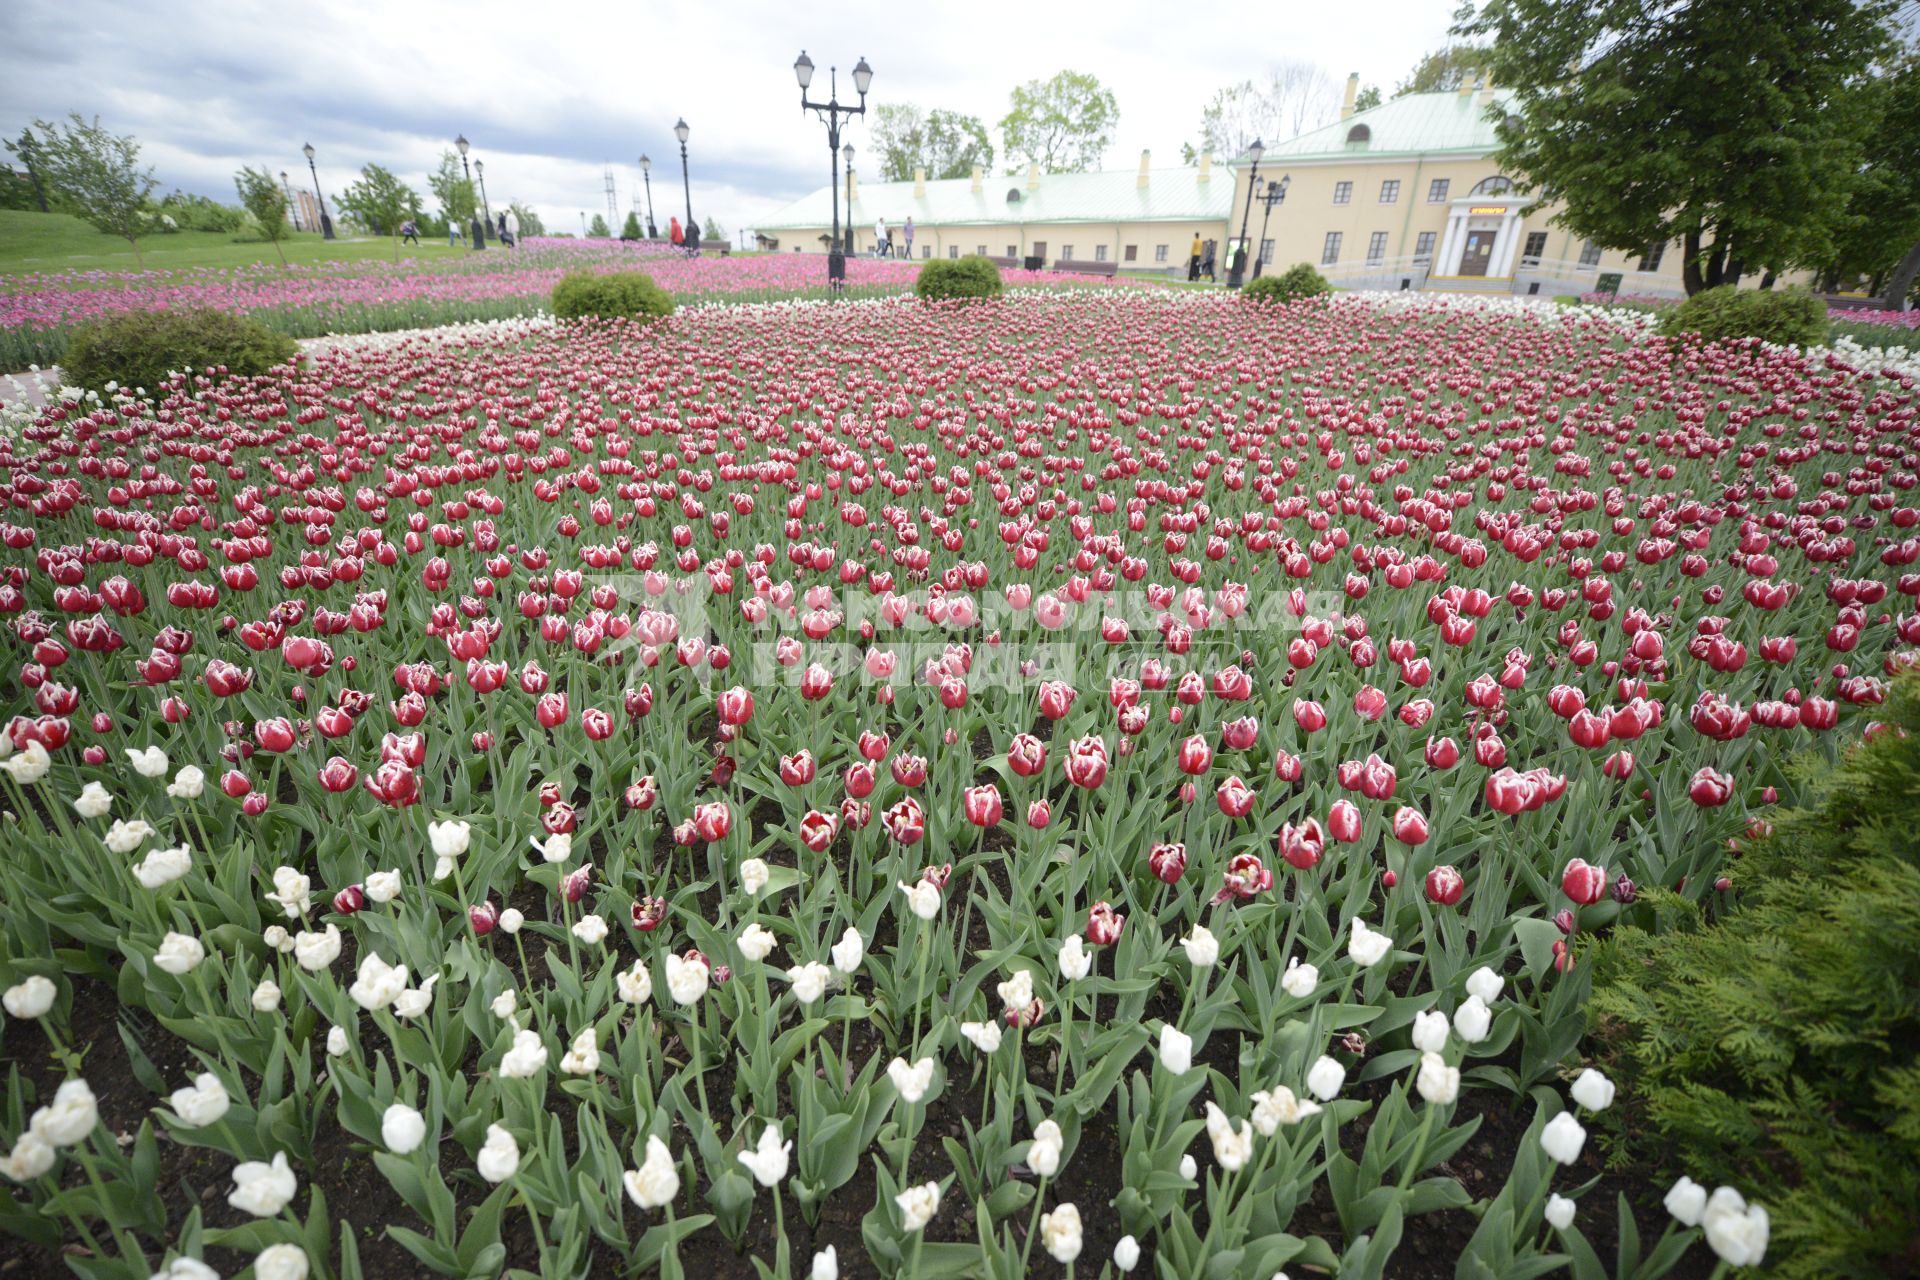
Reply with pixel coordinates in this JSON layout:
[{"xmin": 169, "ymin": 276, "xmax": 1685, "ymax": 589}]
[{"xmin": 1345, "ymin": 124, "xmax": 1371, "ymax": 146}]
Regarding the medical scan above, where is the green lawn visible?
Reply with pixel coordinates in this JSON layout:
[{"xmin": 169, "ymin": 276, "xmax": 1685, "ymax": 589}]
[{"xmin": 0, "ymin": 210, "xmax": 469, "ymax": 277}]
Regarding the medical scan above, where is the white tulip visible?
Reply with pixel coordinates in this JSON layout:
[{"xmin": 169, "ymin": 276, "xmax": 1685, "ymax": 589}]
[
  {"xmin": 1, "ymin": 740, "xmax": 51, "ymax": 784},
  {"xmin": 1452, "ymin": 995, "xmax": 1492, "ymax": 1044},
  {"xmin": 996, "ymin": 968, "xmax": 1034, "ymax": 1012},
  {"xmin": 499, "ymin": 907, "xmax": 525, "ymax": 934},
  {"xmin": 1040, "ymin": 1201, "xmax": 1083, "ymax": 1263},
  {"xmin": 265, "ymin": 867, "xmax": 309, "ymax": 919},
  {"xmin": 228, "ymin": 1151, "xmax": 297, "ymax": 1216},
  {"xmin": 326, "ymin": 1025, "xmax": 349, "ymax": 1057},
  {"xmin": 665, "ymin": 952, "xmax": 710, "ymax": 1006},
  {"xmin": 3, "ymin": 976, "xmax": 56, "ymax": 1019},
  {"xmin": 1158, "ymin": 1024, "xmax": 1193, "ymax": 1075},
  {"xmin": 261, "ymin": 925, "xmax": 294, "ymax": 954},
  {"xmin": 1182, "ymin": 925, "xmax": 1219, "ymax": 968},
  {"xmin": 166, "ymin": 1071, "xmax": 231, "ymax": 1128},
  {"xmin": 250, "ymin": 979, "xmax": 281, "ymax": 1013},
  {"xmin": 293, "ymin": 924, "xmax": 341, "ymax": 972},
  {"xmin": 887, "ymin": 1056, "xmax": 935, "ymax": 1104},
  {"xmin": 1664, "ymin": 1176, "xmax": 1707, "ymax": 1226},
  {"xmin": 1306, "ymin": 1054, "xmax": 1346, "ymax": 1101},
  {"xmin": 1539, "ymin": 1111, "xmax": 1587, "ymax": 1165},
  {"xmin": 382, "ymin": 1104, "xmax": 426, "ymax": 1155},
  {"xmin": 571, "ymin": 913, "xmax": 609, "ymax": 945},
  {"xmin": 898, "ymin": 878, "xmax": 940, "ymax": 920},
  {"xmin": 348, "ymin": 953, "xmax": 407, "ymax": 1010},
  {"xmin": 154, "ymin": 932, "xmax": 205, "ymax": 976},
  {"xmin": 736, "ymin": 1120, "xmax": 793, "ymax": 1187},
  {"xmin": 786, "ymin": 961, "xmax": 831, "ymax": 1005},
  {"xmin": 103, "ymin": 818, "xmax": 154, "ymax": 854},
  {"xmin": 476, "ymin": 1124, "xmax": 520, "ymax": 1182},
  {"xmin": 428, "ymin": 820, "xmax": 471, "ymax": 858},
  {"xmin": 737, "ymin": 922, "xmax": 778, "ymax": 963},
  {"xmin": 560, "ymin": 1027, "xmax": 601, "ymax": 1075},
  {"xmin": 1057, "ymin": 934, "xmax": 1092, "ymax": 981},
  {"xmin": 133, "ymin": 844, "xmax": 192, "ymax": 889},
  {"xmin": 1347, "ymin": 918, "xmax": 1393, "ymax": 967},
  {"xmin": 530, "ymin": 831, "xmax": 570, "ymax": 864},
  {"xmin": 0, "ymin": 1131, "xmax": 54, "ymax": 1182},
  {"xmin": 392, "ymin": 975, "xmax": 439, "ymax": 1019},
  {"xmin": 72, "ymin": 781, "xmax": 112, "ymax": 819},
  {"xmin": 1415, "ymin": 1052, "xmax": 1460, "ymax": 1105},
  {"xmin": 1464, "ymin": 965, "xmax": 1503, "ymax": 1004},
  {"xmin": 1702, "ymin": 1187, "xmax": 1769, "ymax": 1267},
  {"xmin": 1545, "ymin": 1193, "xmax": 1576, "ymax": 1230},
  {"xmin": 960, "ymin": 1020, "xmax": 1003, "ymax": 1054},
  {"xmin": 1249, "ymin": 1085, "xmax": 1321, "ymax": 1135},
  {"xmin": 617, "ymin": 961, "xmax": 653, "ymax": 1005},
  {"xmin": 166, "ymin": 764, "xmax": 205, "ymax": 799},
  {"xmin": 1204, "ymin": 1102, "xmax": 1253, "ymax": 1171},
  {"xmin": 895, "ymin": 1180, "xmax": 940, "ymax": 1232},
  {"xmin": 624, "ymin": 1135, "xmax": 680, "ymax": 1209},
  {"xmin": 1411, "ymin": 1009, "xmax": 1449, "ymax": 1054},
  {"xmin": 254, "ymin": 1243, "xmax": 309, "ymax": 1280},
  {"xmin": 1027, "ymin": 1119, "xmax": 1063, "ymax": 1177},
  {"xmin": 491, "ymin": 989, "xmax": 518, "ymax": 1020},
  {"xmin": 830, "ymin": 927, "xmax": 864, "ymax": 974},
  {"xmin": 126, "ymin": 745, "xmax": 169, "ymax": 777},
  {"xmin": 499, "ymin": 1029, "xmax": 548, "ymax": 1078},
  {"xmin": 1281, "ymin": 955, "xmax": 1320, "ymax": 998},
  {"xmin": 150, "ymin": 1255, "xmax": 220, "ymax": 1280},
  {"xmin": 739, "ymin": 858, "xmax": 770, "ymax": 896},
  {"xmin": 1570, "ymin": 1067, "xmax": 1615, "ymax": 1112},
  {"xmin": 364, "ymin": 870, "xmax": 402, "ymax": 903},
  {"xmin": 1179, "ymin": 1153, "xmax": 1198, "ymax": 1180},
  {"xmin": 809, "ymin": 1245, "xmax": 838, "ymax": 1280},
  {"xmin": 1113, "ymin": 1234, "xmax": 1141, "ymax": 1272}
]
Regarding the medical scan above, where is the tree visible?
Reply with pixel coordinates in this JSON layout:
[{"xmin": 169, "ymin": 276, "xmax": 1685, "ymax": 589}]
[
  {"xmin": 1459, "ymin": 0, "xmax": 1896, "ymax": 293},
  {"xmin": 426, "ymin": 150, "xmax": 477, "ymax": 231},
  {"xmin": 1180, "ymin": 63, "xmax": 1340, "ymax": 163},
  {"xmin": 233, "ymin": 165, "xmax": 291, "ymax": 267},
  {"xmin": 871, "ymin": 103, "xmax": 927, "ymax": 182},
  {"xmin": 336, "ymin": 164, "xmax": 419, "ymax": 261},
  {"xmin": 1833, "ymin": 53, "xmax": 1920, "ymax": 308},
  {"xmin": 1352, "ymin": 85, "xmax": 1383, "ymax": 112},
  {"xmin": 703, "ymin": 216, "xmax": 725, "ymax": 241},
  {"xmin": 588, "ymin": 213, "xmax": 610, "ymax": 238},
  {"xmin": 510, "ymin": 202, "xmax": 545, "ymax": 238},
  {"xmin": 10, "ymin": 115, "xmax": 157, "ymax": 267},
  {"xmin": 1394, "ymin": 45, "xmax": 1490, "ymax": 97},
  {"xmin": 621, "ymin": 210, "xmax": 643, "ymax": 240},
  {"xmin": 1000, "ymin": 70, "xmax": 1118, "ymax": 174},
  {"xmin": 873, "ymin": 104, "xmax": 996, "ymax": 181}
]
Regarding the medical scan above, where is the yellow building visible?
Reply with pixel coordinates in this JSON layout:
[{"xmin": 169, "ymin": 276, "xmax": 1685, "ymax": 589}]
[{"xmin": 755, "ymin": 75, "xmax": 1716, "ymax": 297}]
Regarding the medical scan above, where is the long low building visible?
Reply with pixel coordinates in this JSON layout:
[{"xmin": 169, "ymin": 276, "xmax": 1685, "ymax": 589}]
[{"xmin": 754, "ymin": 76, "xmax": 1781, "ymax": 299}]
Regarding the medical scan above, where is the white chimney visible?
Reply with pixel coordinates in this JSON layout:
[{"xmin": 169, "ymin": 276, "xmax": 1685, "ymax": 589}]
[
  {"xmin": 1197, "ymin": 152, "xmax": 1212, "ymax": 183},
  {"xmin": 1137, "ymin": 149, "xmax": 1150, "ymax": 189},
  {"xmin": 1341, "ymin": 72, "xmax": 1360, "ymax": 120},
  {"xmin": 970, "ymin": 164, "xmax": 982, "ymax": 194},
  {"xmin": 1026, "ymin": 161, "xmax": 1040, "ymax": 191},
  {"xmin": 914, "ymin": 167, "xmax": 926, "ymax": 198}
]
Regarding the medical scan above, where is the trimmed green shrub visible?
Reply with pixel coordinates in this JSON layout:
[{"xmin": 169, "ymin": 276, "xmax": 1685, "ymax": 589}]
[
  {"xmin": 1242, "ymin": 262, "xmax": 1332, "ymax": 305},
  {"xmin": 551, "ymin": 270, "xmax": 675, "ymax": 322},
  {"xmin": 61, "ymin": 308, "xmax": 297, "ymax": 394},
  {"xmin": 914, "ymin": 254, "xmax": 1004, "ymax": 302},
  {"xmin": 1587, "ymin": 678, "xmax": 1920, "ymax": 1278},
  {"xmin": 1657, "ymin": 285, "xmax": 1826, "ymax": 348}
]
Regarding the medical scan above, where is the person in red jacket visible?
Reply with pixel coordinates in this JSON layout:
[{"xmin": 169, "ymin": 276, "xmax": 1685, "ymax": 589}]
[{"xmin": 669, "ymin": 216, "xmax": 684, "ymax": 246}]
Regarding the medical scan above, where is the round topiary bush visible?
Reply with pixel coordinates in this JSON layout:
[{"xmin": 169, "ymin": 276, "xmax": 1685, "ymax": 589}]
[
  {"xmin": 914, "ymin": 255, "xmax": 1004, "ymax": 303},
  {"xmin": 551, "ymin": 270, "xmax": 676, "ymax": 322},
  {"xmin": 1656, "ymin": 285, "xmax": 1826, "ymax": 348},
  {"xmin": 1242, "ymin": 263, "xmax": 1332, "ymax": 305},
  {"xmin": 61, "ymin": 309, "xmax": 299, "ymax": 395}
]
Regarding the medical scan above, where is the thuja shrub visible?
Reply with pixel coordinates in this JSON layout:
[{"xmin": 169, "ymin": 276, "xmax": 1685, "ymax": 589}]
[
  {"xmin": 1587, "ymin": 678, "xmax": 1920, "ymax": 1278},
  {"xmin": 1657, "ymin": 285, "xmax": 1827, "ymax": 348},
  {"xmin": 61, "ymin": 308, "xmax": 298, "ymax": 394},
  {"xmin": 1242, "ymin": 263, "xmax": 1331, "ymax": 305},
  {"xmin": 913, "ymin": 254, "xmax": 1004, "ymax": 302},
  {"xmin": 550, "ymin": 270, "xmax": 675, "ymax": 322}
]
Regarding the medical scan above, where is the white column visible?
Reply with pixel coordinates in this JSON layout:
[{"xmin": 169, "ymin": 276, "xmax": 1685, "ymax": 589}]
[
  {"xmin": 1489, "ymin": 214, "xmax": 1523, "ymax": 277},
  {"xmin": 1436, "ymin": 211, "xmax": 1467, "ymax": 275}
]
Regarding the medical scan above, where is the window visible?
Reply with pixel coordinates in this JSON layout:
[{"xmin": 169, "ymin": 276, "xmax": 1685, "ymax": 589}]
[
  {"xmin": 1259, "ymin": 238, "xmax": 1274, "ymax": 265},
  {"xmin": 922, "ymin": 244, "xmax": 932, "ymax": 259},
  {"xmin": 1414, "ymin": 231, "xmax": 1436, "ymax": 260},
  {"xmin": 1346, "ymin": 124, "xmax": 1371, "ymax": 145},
  {"xmin": 1032, "ymin": 242, "xmax": 1047, "ymax": 260},
  {"xmin": 1638, "ymin": 240, "xmax": 1666, "ymax": 272},
  {"xmin": 1154, "ymin": 244, "xmax": 1169, "ymax": 263},
  {"xmin": 1379, "ymin": 180, "xmax": 1400, "ymax": 204},
  {"xmin": 1333, "ymin": 181, "xmax": 1353, "ymax": 205},
  {"xmin": 1578, "ymin": 239, "xmax": 1602, "ymax": 268},
  {"xmin": 1060, "ymin": 244, "xmax": 1074, "ymax": 261},
  {"xmin": 949, "ymin": 246, "xmax": 959, "ymax": 259},
  {"xmin": 1521, "ymin": 232, "xmax": 1548, "ymax": 266},
  {"xmin": 1321, "ymin": 231, "xmax": 1343, "ymax": 265},
  {"xmin": 1124, "ymin": 244, "xmax": 1138, "ymax": 262},
  {"xmin": 1469, "ymin": 175, "xmax": 1514, "ymax": 196},
  {"xmin": 1427, "ymin": 178, "xmax": 1450, "ymax": 203},
  {"xmin": 1095, "ymin": 244, "xmax": 1108, "ymax": 262},
  {"xmin": 1367, "ymin": 231, "xmax": 1389, "ymax": 264}
]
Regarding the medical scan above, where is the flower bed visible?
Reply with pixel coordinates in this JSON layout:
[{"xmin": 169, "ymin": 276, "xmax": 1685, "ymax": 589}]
[{"xmin": 1, "ymin": 291, "xmax": 1912, "ymax": 1278}]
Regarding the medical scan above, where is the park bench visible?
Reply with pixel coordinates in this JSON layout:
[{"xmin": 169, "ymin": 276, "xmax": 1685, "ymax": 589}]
[
  {"xmin": 1052, "ymin": 259, "xmax": 1119, "ymax": 278},
  {"xmin": 985, "ymin": 256, "xmax": 1021, "ymax": 270}
]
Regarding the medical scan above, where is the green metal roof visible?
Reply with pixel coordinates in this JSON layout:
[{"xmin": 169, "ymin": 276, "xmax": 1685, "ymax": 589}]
[
  {"xmin": 1254, "ymin": 88, "xmax": 1520, "ymax": 161},
  {"xmin": 753, "ymin": 166, "xmax": 1235, "ymax": 232}
]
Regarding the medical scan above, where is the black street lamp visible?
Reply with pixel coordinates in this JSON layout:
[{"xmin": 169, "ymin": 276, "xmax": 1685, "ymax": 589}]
[
  {"xmin": 456, "ymin": 135, "xmax": 486, "ymax": 249},
  {"xmin": 475, "ymin": 158, "xmax": 492, "ymax": 234},
  {"xmin": 639, "ymin": 155, "xmax": 657, "ymax": 239},
  {"xmin": 674, "ymin": 118, "xmax": 697, "ymax": 254},
  {"xmin": 794, "ymin": 50, "xmax": 873, "ymax": 286},
  {"xmin": 280, "ymin": 170, "xmax": 299, "ymax": 232},
  {"xmin": 302, "ymin": 142, "xmax": 335, "ymax": 240},
  {"xmin": 1252, "ymin": 175, "xmax": 1290, "ymax": 280},
  {"xmin": 843, "ymin": 142, "xmax": 856, "ymax": 258},
  {"xmin": 1226, "ymin": 138, "xmax": 1264, "ymax": 289}
]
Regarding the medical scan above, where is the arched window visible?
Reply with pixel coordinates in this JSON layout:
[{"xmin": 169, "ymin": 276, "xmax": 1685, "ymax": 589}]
[
  {"xmin": 1005, "ymin": 188, "xmax": 1023, "ymax": 204},
  {"xmin": 1470, "ymin": 175, "xmax": 1514, "ymax": 196},
  {"xmin": 1346, "ymin": 124, "xmax": 1371, "ymax": 145}
]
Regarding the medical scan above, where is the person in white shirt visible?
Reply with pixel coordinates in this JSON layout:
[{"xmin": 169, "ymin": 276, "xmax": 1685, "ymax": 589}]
[
  {"xmin": 874, "ymin": 216, "xmax": 887, "ymax": 258},
  {"xmin": 505, "ymin": 208, "xmax": 520, "ymax": 247}
]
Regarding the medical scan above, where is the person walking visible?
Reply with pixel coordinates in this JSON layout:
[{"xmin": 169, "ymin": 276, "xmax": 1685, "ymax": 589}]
[
  {"xmin": 504, "ymin": 207, "xmax": 520, "ymax": 248},
  {"xmin": 874, "ymin": 216, "xmax": 888, "ymax": 258},
  {"xmin": 902, "ymin": 216, "xmax": 915, "ymax": 259},
  {"xmin": 448, "ymin": 221, "xmax": 464, "ymax": 247},
  {"xmin": 1202, "ymin": 238, "xmax": 1218, "ymax": 282},
  {"xmin": 669, "ymin": 216, "xmax": 684, "ymax": 247},
  {"xmin": 1188, "ymin": 233, "xmax": 1203, "ymax": 282},
  {"xmin": 399, "ymin": 218, "xmax": 419, "ymax": 245}
]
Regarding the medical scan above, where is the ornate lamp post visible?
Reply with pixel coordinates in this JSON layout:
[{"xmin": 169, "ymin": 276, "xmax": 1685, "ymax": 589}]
[
  {"xmin": 475, "ymin": 158, "xmax": 492, "ymax": 234},
  {"xmin": 639, "ymin": 155, "xmax": 657, "ymax": 239},
  {"xmin": 280, "ymin": 170, "xmax": 299, "ymax": 232},
  {"xmin": 302, "ymin": 142, "xmax": 335, "ymax": 240},
  {"xmin": 1226, "ymin": 138, "xmax": 1264, "ymax": 289},
  {"xmin": 793, "ymin": 50, "xmax": 873, "ymax": 286},
  {"xmin": 674, "ymin": 118, "xmax": 697, "ymax": 254},
  {"xmin": 1252, "ymin": 175, "xmax": 1290, "ymax": 280},
  {"xmin": 456, "ymin": 135, "xmax": 485, "ymax": 249},
  {"xmin": 843, "ymin": 142, "xmax": 856, "ymax": 258}
]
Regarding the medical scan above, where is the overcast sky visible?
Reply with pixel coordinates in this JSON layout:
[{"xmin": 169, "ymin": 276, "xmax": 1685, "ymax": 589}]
[{"xmin": 0, "ymin": 0, "xmax": 1454, "ymax": 240}]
